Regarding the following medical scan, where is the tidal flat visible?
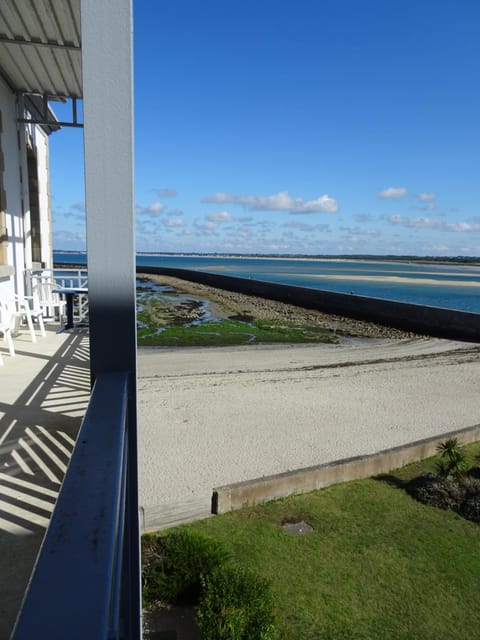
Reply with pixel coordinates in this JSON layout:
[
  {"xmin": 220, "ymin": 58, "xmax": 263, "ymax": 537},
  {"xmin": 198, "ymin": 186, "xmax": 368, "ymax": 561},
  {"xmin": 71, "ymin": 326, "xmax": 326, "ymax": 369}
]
[{"xmin": 136, "ymin": 274, "xmax": 417, "ymax": 347}]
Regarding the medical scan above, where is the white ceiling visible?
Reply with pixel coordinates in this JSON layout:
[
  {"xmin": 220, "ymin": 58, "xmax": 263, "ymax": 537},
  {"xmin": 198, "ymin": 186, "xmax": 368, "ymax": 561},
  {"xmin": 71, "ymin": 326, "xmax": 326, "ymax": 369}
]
[{"xmin": 0, "ymin": 0, "xmax": 82, "ymax": 98}]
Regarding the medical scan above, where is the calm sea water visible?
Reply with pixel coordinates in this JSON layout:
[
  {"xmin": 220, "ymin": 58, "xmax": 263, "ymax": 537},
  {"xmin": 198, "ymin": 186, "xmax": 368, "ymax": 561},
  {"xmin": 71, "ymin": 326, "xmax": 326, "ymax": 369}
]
[{"xmin": 54, "ymin": 252, "xmax": 480, "ymax": 313}]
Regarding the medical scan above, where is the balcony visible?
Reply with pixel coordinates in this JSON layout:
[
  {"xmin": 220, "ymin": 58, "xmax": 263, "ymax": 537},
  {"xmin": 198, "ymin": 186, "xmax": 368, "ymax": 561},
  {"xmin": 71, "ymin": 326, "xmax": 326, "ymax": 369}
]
[
  {"xmin": 1, "ymin": 1, "xmax": 140, "ymax": 636},
  {"xmin": 0, "ymin": 324, "xmax": 90, "ymax": 638},
  {"xmin": 3, "ymin": 316, "xmax": 141, "ymax": 639}
]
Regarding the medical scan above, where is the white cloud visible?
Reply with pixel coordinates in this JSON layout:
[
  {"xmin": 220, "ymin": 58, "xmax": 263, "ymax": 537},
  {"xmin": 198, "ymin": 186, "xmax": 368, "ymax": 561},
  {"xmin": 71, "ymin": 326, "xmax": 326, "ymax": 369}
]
[
  {"xmin": 167, "ymin": 208, "xmax": 184, "ymax": 217},
  {"xmin": 71, "ymin": 201, "xmax": 85, "ymax": 211},
  {"xmin": 235, "ymin": 226, "xmax": 252, "ymax": 238},
  {"xmin": 378, "ymin": 187, "xmax": 407, "ymax": 199},
  {"xmin": 154, "ymin": 188, "xmax": 177, "ymax": 198},
  {"xmin": 136, "ymin": 201, "xmax": 166, "ymax": 216},
  {"xmin": 202, "ymin": 190, "xmax": 338, "ymax": 214},
  {"xmin": 417, "ymin": 192, "xmax": 436, "ymax": 202},
  {"xmin": 291, "ymin": 195, "xmax": 338, "ymax": 214},
  {"xmin": 283, "ymin": 221, "xmax": 314, "ymax": 231},
  {"xmin": 190, "ymin": 221, "xmax": 219, "ymax": 236},
  {"xmin": 206, "ymin": 211, "xmax": 235, "ymax": 223},
  {"xmin": 53, "ymin": 229, "xmax": 86, "ymax": 249},
  {"xmin": 354, "ymin": 213, "xmax": 373, "ymax": 223},
  {"xmin": 63, "ymin": 211, "xmax": 85, "ymax": 222},
  {"xmin": 446, "ymin": 222, "xmax": 480, "ymax": 232},
  {"xmin": 161, "ymin": 218, "xmax": 185, "ymax": 228},
  {"xmin": 148, "ymin": 202, "xmax": 165, "ymax": 213},
  {"xmin": 340, "ymin": 226, "xmax": 381, "ymax": 237},
  {"xmin": 388, "ymin": 214, "xmax": 438, "ymax": 229},
  {"xmin": 283, "ymin": 221, "xmax": 330, "ymax": 232},
  {"xmin": 411, "ymin": 192, "xmax": 436, "ymax": 212},
  {"xmin": 387, "ymin": 214, "xmax": 480, "ymax": 232}
]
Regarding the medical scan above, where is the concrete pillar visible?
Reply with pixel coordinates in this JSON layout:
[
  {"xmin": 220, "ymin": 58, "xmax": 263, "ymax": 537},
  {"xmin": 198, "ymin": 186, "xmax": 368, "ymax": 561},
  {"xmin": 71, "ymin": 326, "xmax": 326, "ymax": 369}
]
[
  {"xmin": 81, "ymin": 1, "xmax": 140, "ymax": 637},
  {"xmin": 81, "ymin": 0, "xmax": 137, "ymax": 378}
]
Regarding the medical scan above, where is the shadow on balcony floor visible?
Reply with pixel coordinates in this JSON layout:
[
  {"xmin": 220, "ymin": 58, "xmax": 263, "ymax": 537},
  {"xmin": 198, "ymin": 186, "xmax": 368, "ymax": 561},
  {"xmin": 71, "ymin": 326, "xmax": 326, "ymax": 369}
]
[{"xmin": 0, "ymin": 327, "xmax": 90, "ymax": 639}]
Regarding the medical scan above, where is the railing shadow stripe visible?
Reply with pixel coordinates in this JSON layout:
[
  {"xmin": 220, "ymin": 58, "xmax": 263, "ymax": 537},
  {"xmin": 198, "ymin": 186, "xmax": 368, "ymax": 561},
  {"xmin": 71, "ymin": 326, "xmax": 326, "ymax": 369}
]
[
  {"xmin": 0, "ymin": 517, "xmax": 35, "ymax": 536},
  {"xmin": 12, "ymin": 372, "xmax": 133, "ymax": 639},
  {"xmin": 0, "ymin": 473, "xmax": 58, "ymax": 498},
  {"xmin": 0, "ymin": 329, "xmax": 91, "ymax": 639},
  {"xmin": 36, "ymin": 426, "xmax": 72, "ymax": 457},
  {"xmin": 0, "ymin": 500, "xmax": 50, "ymax": 529},
  {"xmin": 0, "ymin": 485, "xmax": 54, "ymax": 513},
  {"xmin": 56, "ymin": 431, "xmax": 75, "ymax": 446},
  {"xmin": 18, "ymin": 439, "xmax": 61, "ymax": 484},
  {"xmin": 10, "ymin": 450, "xmax": 35, "ymax": 475},
  {"xmin": 24, "ymin": 428, "xmax": 68, "ymax": 473}
]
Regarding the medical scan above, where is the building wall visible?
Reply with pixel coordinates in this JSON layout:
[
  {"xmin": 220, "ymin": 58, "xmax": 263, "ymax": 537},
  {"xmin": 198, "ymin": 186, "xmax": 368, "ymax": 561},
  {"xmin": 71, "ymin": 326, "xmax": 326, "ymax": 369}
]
[
  {"xmin": 0, "ymin": 75, "xmax": 22, "ymax": 300},
  {"xmin": 0, "ymin": 76, "xmax": 53, "ymax": 300},
  {"xmin": 35, "ymin": 128, "xmax": 52, "ymax": 270}
]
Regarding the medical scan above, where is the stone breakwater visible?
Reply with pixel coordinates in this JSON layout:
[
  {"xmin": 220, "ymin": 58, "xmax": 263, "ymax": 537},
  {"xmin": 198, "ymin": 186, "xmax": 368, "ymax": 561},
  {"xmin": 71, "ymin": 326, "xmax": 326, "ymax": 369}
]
[{"xmin": 138, "ymin": 273, "xmax": 419, "ymax": 340}]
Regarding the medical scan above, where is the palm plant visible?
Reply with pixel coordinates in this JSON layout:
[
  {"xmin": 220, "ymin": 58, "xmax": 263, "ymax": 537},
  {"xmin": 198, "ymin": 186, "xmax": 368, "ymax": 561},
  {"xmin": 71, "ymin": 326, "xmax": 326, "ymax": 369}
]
[{"xmin": 436, "ymin": 437, "xmax": 468, "ymax": 478}]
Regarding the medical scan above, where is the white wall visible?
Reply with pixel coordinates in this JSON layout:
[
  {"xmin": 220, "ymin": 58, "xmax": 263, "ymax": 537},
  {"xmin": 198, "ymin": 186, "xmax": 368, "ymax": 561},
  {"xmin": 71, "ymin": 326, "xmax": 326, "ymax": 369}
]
[
  {"xmin": 35, "ymin": 127, "xmax": 52, "ymax": 271},
  {"xmin": 0, "ymin": 76, "xmax": 54, "ymax": 300},
  {"xmin": 0, "ymin": 76, "xmax": 22, "ymax": 299}
]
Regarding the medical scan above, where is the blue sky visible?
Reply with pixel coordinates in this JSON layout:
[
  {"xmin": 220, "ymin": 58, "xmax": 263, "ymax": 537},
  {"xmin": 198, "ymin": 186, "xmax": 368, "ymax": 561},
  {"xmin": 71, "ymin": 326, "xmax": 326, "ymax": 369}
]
[{"xmin": 50, "ymin": 0, "xmax": 480, "ymax": 256}]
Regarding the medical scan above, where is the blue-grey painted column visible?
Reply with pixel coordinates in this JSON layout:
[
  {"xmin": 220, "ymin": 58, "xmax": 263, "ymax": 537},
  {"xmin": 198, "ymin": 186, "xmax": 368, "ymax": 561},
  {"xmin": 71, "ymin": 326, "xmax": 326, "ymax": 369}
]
[
  {"xmin": 81, "ymin": 1, "xmax": 140, "ymax": 637},
  {"xmin": 81, "ymin": 0, "xmax": 136, "ymax": 377}
]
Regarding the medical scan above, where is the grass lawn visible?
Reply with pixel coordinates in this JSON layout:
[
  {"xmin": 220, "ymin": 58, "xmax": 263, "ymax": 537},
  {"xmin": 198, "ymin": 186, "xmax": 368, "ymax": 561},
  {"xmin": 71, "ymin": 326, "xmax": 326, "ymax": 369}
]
[{"xmin": 148, "ymin": 443, "xmax": 480, "ymax": 639}]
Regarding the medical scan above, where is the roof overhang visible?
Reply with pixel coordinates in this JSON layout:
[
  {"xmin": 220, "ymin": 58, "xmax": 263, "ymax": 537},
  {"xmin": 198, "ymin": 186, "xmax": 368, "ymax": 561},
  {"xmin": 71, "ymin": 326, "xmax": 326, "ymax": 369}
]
[{"xmin": 0, "ymin": 0, "xmax": 82, "ymax": 99}]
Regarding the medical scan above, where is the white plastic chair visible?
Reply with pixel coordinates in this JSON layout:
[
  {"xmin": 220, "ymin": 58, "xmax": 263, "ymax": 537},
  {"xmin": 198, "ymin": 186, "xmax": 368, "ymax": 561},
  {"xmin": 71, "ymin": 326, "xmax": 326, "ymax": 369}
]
[
  {"xmin": 0, "ymin": 302, "xmax": 15, "ymax": 362},
  {"xmin": 32, "ymin": 280, "xmax": 66, "ymax": 323},
  {"xmin": 2, "ymin": 295, "xmax": 46, "ymax": 343}
]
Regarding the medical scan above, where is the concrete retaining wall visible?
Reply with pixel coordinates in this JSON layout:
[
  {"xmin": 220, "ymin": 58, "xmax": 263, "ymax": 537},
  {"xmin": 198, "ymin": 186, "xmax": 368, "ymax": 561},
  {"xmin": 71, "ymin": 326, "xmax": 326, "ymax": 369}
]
[
  {"xmin": 137, "ymin": 266, "xmax": 480, "ymax": 342},
  {"xmin": 212, "ymin": 424, "xmax": 480, "ymax": 514}
]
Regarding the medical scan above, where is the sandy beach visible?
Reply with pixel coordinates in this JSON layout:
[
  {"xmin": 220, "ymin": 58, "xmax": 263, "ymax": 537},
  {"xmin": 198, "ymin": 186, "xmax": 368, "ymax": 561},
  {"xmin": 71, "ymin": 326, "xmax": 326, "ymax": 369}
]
[{"xmin": 136, "ymin": 277, "xmax": 480, "ymax": 530}]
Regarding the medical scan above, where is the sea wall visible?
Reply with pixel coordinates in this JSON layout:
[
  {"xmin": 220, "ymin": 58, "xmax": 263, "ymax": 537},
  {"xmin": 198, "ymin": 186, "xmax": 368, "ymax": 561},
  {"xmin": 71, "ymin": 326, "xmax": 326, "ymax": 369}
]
[
  {"xmin": 212, "ymin": 423, "xmax": 480, "ymax": 515},
  {"xmin": 137, "ymin": 266, "xmax": 480, "ymax": 342}
]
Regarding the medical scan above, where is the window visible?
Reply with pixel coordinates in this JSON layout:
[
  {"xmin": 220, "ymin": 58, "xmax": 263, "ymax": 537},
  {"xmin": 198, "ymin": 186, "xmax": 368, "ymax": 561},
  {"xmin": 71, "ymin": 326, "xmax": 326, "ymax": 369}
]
[{"xmin": 26, "ymin": 143, "xmax": 41, "ymax": 264}]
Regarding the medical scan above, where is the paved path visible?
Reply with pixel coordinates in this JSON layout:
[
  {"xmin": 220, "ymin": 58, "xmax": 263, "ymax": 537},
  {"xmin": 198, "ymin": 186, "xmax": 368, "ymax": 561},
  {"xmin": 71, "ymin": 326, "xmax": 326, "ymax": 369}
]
[{"xmin": 137, "ymin": 337, "xmax": 480, "ymax": 531}]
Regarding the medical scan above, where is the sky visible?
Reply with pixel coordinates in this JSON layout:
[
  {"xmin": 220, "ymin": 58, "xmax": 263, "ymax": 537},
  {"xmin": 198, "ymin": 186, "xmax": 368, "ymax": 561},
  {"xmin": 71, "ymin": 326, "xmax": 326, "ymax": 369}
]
[{"xmin": 49, "ymin": 0, "xmax": 480, "ymax": 256}]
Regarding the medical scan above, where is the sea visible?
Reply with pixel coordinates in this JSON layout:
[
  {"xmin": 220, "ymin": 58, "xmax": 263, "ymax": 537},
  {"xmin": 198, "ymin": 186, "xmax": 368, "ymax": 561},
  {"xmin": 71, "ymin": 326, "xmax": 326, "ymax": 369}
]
[{"xmin": 53, "ymin": 252, "xmax": 480, "ymax": 313}]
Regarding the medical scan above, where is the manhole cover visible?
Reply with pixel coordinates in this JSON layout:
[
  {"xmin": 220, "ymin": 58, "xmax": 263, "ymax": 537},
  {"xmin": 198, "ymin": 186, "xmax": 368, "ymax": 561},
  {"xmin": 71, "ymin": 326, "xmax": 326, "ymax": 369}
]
[{"xmin": 282, "ymin": 520, "xmax": 313, "ymax": 535}]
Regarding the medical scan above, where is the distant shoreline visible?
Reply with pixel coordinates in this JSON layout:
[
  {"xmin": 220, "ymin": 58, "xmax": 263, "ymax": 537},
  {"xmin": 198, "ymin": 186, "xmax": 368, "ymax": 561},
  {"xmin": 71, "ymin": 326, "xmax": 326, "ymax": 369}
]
[
  {"xmin": 54, "ymin": 261, "xmax": 480, "ymax": 288},
  {"xmin": 54, "ymin": 252, "xmax": 480, "ymax": 268}
]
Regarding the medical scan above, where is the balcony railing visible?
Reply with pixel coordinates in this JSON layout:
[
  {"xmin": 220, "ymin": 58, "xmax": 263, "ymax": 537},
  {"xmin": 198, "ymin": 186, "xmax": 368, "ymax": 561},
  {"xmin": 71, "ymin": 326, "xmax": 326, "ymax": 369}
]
[
  {"xmin": 12, "ymin": 371, "xmax": 141, "ymax": 640},
  {"xmin": 26, "ymin": 268, "xmax": 89, "ymax": 324},
  {"xmin": 25, "ymin": 267, "xmax": 89, "ymax": 291}
]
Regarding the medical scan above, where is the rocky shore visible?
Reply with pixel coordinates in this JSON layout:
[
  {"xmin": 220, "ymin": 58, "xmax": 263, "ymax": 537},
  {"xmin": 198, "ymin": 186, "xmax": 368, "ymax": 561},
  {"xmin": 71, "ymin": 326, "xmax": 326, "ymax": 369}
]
[{"xmin": 138, "ymin": 273, "xmax": 420, "ymax": 340}]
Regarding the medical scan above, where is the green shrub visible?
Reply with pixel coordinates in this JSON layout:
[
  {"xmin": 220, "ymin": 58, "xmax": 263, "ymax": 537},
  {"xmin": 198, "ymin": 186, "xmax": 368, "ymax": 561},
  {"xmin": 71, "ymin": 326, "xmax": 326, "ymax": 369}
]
[
  {"xmin": 142, "ymin": 530, "xmax": 229, "ymax": 607},
  {"xmin": 436, "ymin": 437, "xmax": 468, "ymax": 478},
  {"xmin": 196, "ymin": 565, "xmax": 276, "ymax": 640},
  {"xmin": 407, "ymin": 471, "xmax": 480, "ymax": 523}
]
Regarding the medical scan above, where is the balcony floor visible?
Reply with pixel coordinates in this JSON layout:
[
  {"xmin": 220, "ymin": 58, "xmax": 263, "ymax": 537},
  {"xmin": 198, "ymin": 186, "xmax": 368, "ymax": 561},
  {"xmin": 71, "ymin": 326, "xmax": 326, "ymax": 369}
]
[{"xmin": 0, "ymin": 326, "xmax": 90, "ymax": 639}]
